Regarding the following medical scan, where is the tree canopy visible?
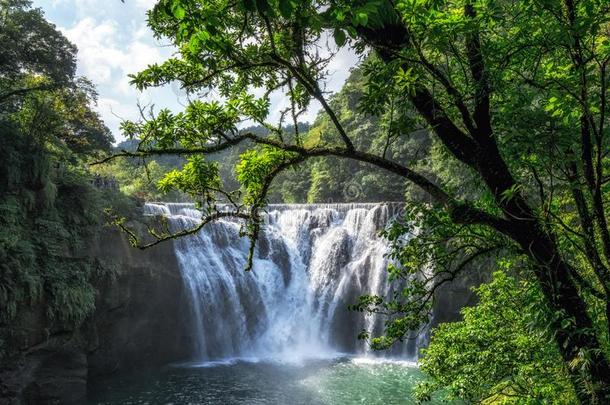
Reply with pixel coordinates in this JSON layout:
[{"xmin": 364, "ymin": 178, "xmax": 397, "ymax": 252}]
[
  {"xmin": 416, "ymin": 271, "xmax": 578, "ymax": 403},
  {"xmin": 99, "ymin": 0, "xmax": 610, "ymax": 402},
  {"xmin": 0, "ymin": 0, "xmax": 77, "ymax": 103},
  {"xmin": 0, "ymin": 0, "xmax": 116, "ymax": 356}
]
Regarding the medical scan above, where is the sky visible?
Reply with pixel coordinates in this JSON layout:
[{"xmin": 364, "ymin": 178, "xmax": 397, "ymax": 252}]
[{"xmin": 33, "ymin": 0, "xmax": 357, "ymax": 143}]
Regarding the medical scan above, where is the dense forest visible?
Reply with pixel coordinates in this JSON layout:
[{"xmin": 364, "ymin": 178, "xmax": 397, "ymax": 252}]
[
  {"xmin": 0, "ymin": 0, "xmax": 119, "ymax": 353},
  {"xmin": 100, "ymin": 66, "xmax": 420, "ymax": 204},
  {"xmin": 3, "ymin": 0, "xmax": 610, "ymax": 404}
]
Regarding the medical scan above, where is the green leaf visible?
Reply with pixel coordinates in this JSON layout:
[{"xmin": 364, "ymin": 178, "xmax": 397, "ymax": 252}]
[
  {"xmin": 353, "ymin": 11, "xmax": 368, "ymax": 27},
  {"xmin": 188, "ymin": 35, "xmax": 201, "ymax": 54},
  {"xmin": 172, "ymin": 4, "xmax": 186, "ymax": 19},
  {"xmin": 278, "ymin": 0, "xmax": 294, "ymax": 18},
  {"xmin": 333, "ymin": 28, "xmax": 346, "ymax": 47}
]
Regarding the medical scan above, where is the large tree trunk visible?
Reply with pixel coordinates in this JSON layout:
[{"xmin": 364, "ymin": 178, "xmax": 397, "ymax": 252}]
[
  {"xmin": 356, "ymin": 14, "xmax": 610, "ymax": 402},
  {"xmin": 509, "ymin": 219, "xmax": 610, "ymax": 403},
  {"xmin": 478, "ymin": 144, "xmax": 610, "ymax": 402}
]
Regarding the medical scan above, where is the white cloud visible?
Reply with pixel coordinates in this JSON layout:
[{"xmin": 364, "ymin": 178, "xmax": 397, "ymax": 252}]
[
  {"xmin": 35, "ymin": 0, "xmax": 358, "ymax": 142},
  {"xmin": 135, "ymin": 0, "xmax": 158, "ymax": 10},
  {"xmin": 61, "ymin": 18, "xmax": 120, "ymax": 83},
  {"xmin": 60, "ymin": 17, "xmax": 163, "ymax": 88}
]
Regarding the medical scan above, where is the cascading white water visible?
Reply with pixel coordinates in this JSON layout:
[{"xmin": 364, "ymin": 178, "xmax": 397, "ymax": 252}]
[{"xmin": 143, "ymin": 202, "xmax": 422, "ymax": 362}]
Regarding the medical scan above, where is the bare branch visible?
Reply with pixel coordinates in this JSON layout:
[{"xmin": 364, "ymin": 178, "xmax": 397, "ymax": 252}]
[{"xmin": 120, "ymin": 210, "xmax": 251, "ymax": 250}]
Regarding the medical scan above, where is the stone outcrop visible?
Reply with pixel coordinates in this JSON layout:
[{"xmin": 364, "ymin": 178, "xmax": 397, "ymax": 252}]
[
  {"xmin": 0, "ymin": 226, "xmax": 192, "ymax": 404},
  {"xmin": 432, "ymin": 260, "xmax": 492, "ymax": 326},
  {"xmin": 87, "ymin": 226, "xmax": 193, "ymax": 377}
]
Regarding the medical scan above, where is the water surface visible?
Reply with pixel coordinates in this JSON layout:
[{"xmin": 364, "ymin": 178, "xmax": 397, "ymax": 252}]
[{"xmin": 88, "ymin": 357, "xmax": 449, "ymax": 404}]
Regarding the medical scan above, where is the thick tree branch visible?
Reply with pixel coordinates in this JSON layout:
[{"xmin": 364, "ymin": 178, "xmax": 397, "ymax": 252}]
[
  {"xmin": 95, "ymin": 130, "xmax": 510, "ymax": 235},
  {"xmin": 464, "ymin": 3, "xmax": 492, "ymax": 140}
]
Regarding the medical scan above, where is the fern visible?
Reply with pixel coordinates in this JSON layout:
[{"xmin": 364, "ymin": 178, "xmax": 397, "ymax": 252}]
[{"xmin": 0, "ymin": 124, "xmax": 120, "ymax": 357}]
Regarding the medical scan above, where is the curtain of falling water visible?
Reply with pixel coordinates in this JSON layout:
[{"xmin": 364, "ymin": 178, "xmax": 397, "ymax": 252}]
[{"xmin": 143, "ymin": 203, "xmax": 426, "ymax": 362}]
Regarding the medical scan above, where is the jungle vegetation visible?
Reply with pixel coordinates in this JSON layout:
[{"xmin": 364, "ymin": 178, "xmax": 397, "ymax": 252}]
[
  {"xmin": 4, "ymin": 0, "xmax": 610, "ymax": 403},
  {"xmin": 95, "ymin": 0, "xmax": 610, "ymax": 403},
  {"xmin": 0, "ymin": 0, "xmax": 117, "ymax": 356}
]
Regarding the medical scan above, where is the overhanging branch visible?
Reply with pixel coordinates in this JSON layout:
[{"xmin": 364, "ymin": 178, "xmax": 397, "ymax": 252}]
[
  {"xmin": 95, "ymin": 131, "xmax": 510, "ymax": 234},
  {"xmin": 119, "ymin": 210, "xmax": 251, "ymax": 250}
]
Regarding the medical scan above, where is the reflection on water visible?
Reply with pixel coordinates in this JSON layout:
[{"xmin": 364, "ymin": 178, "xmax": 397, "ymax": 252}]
[{"xmin": 88, "ymin": 357, "xmax": 452, "ymax": 404}]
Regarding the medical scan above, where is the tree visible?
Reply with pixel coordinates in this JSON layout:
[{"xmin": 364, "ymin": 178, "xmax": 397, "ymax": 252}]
[
  {"xmin": 98, "ymin": 0, "xmax": 610, "ymax": 401},
  {"xmin": 415, "ymin": 271, "xmax": 577, "ymax": 403},
  {"xmin": 0, "ymin": 0, "xmax": 115, "ymax": 355},
  {"xmin": 0, "ymin": 0, "xmax": 76, "ymax": 104}
]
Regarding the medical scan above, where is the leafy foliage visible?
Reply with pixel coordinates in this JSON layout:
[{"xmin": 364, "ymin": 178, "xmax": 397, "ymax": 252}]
[
  {"xmin": 0, "ymin": 121, "xmax": 106, "ymax": 335},
  {"xmin": 100, "ymin": 0, "xmax": 610, "ymax": 401},
  {"xmin": 0, "ymin": 0, "xmax": 76, "ymax": 102},
  {"xmin": 236, "ymin": 145, "xmax": 299, "ymax": 204},
  {"xmin": 158, "ymin": 155, "xmax": 221, "ymax": 203},
  {"xmin": 0, "ymin": 0, "xmax": 116, "ymax": 357},
  {"xmin": 416, "ymin": 271, "xmax": 577, "ymax": 404}
]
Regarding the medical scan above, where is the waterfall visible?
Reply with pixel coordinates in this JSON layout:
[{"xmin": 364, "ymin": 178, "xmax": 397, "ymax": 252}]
[{"xmin": 143, "ymin": 202, "xmax": 423, "ymax": 362}]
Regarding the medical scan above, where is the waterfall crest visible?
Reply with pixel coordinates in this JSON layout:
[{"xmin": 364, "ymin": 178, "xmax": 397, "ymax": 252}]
[{"xmin": 143, "ymin": 202, "xmax": 422, "ymax": 362}]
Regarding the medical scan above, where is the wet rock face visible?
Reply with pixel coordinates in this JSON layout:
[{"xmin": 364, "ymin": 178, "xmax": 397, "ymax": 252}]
[
  {"xmin": 88, "ymin": 227, "xmax": 193, "ymax": 377},
  {"xmin": 20, "ymin": 348, "xmax": 88, "ymax": 405},
  {"xmin": 0, "ymin": 343, "xmax": 88, "ymax": 405},
  {"xmin": 0, "ymin": 227, "xmax": 191, "ymax": 405},
  {"xmin": 269, "ymin": 238, "xmax": 291, "ymax": 286},
  {"xmin": 432, "ymin": 262, "xmax": 491, "ymax": 326}
]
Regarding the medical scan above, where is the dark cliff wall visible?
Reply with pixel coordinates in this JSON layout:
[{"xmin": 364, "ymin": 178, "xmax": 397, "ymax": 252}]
[
  {"xmin": 87, "ymin": 227, "xmax": 193, "ymax": 377},
  {"xmin": 0, "ymin": 228, "xmax": 192, "ymax": 405},
  {"xmin": 431, "ymin": 260, "xmax": 492, "ymax": 326}
]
